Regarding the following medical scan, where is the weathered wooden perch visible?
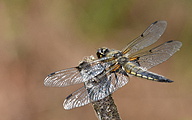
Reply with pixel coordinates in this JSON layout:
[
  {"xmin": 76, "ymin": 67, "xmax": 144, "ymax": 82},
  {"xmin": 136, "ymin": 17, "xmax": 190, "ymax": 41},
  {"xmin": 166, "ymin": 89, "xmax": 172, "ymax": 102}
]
[{"xmin": 91, "ymin": 94, "xmax": 121, "ymax": 120}]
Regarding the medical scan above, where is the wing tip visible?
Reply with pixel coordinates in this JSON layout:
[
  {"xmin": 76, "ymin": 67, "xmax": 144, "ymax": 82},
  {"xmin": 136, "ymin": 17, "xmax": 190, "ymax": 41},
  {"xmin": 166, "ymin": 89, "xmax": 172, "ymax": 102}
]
[
  {"xmin": 156, "ymin": 20, "xmax": 167, "ymax": 25},
  {"xmin": 44, "ymin": 74, "xmax": 54, "ymax": 87},
  {"xmin": 63, "ymin": 94, "xmax": 73, "ymax": 110},
  {"xmin": 44, "ymin": 77, "xmax": 50, "ymax": 87},
  {"xmin": 63, "ymin": 102, "xmax": 71, "ymax": 110},
  {"xmin": 44, "ymin": 81, "xmax": 53, "ymax": 87},
  {"xmin": 63, "ymin": 96, "xmax": 73, "ymax": 110},
  {"xmin": 43, "ymin": 72, "xmax": 56, "ymax": 87},
  {"xmin": 154, "ymin": 21, "xmax": 167, "ymax": 30},
  {"xmin": 166, "ymin": 40, "xmax": 183, "ymax": 49}
]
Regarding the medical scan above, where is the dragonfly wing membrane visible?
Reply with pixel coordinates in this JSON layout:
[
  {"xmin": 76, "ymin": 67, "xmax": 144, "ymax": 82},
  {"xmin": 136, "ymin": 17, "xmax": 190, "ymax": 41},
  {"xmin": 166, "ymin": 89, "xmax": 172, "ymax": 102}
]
[
  {"xmin": 112, "ymin": 69, "xmax": 130, "ymax": 91},
  {"xmin": 86, "ymin": 67, "xmax": 129, "ymax": 102},
  {"xmin": 129, "ymin": 40, "xmax": 182, "ymax": 70},
  {"xmin": 44, "ymin": 67, "xmax": 83, "ymax": 87},
  {"xmin": 44, "ymin": 56, "xmax": 108, "ymax": 87},
  {"xmin": 63, "ymin": 86, "xmax": 90, "ymax": 110},
  {"xmin": 122, "ymin": 21, "xmax": 167, "ymax": 55}
]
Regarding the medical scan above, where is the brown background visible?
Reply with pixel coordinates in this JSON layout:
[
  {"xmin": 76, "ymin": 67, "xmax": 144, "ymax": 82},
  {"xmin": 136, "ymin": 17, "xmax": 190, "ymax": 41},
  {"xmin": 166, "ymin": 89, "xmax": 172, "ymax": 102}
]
[{"xmin": 0, "ymin": 0, "xmax": 192, "ymax": 120}]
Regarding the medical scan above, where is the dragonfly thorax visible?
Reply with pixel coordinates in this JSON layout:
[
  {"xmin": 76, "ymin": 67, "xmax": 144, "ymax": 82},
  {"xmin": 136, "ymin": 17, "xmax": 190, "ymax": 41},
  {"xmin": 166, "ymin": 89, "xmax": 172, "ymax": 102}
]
[
  {"xmin": 117, "ymin": 57, "xmax": 129, "ymax": 65},
  {"xmin": 106, "ymin": 50, "xmax": 123, "ymax": 59},
  {"xmin": 97, "ymin": 47, "xmax": 123, "ymax": 61}
]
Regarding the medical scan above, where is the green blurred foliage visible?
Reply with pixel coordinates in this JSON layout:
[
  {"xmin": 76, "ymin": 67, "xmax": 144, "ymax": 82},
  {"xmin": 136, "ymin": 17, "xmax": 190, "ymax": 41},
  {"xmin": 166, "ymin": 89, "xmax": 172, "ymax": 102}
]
[
  {"xmin": 71, "ymin": 0, "xmax": 134, "ymax": 37},
  {"xmin": 2, "ymin": 0, "xmax": 30, "ymax": 33}
]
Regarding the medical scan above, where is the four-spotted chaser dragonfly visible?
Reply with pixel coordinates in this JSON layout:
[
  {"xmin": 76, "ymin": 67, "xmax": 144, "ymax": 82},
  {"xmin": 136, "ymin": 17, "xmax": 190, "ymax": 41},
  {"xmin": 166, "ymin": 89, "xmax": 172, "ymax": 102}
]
[{"xmin": 44, "ymin": 21, "xmax": 182, "ymax": 110}]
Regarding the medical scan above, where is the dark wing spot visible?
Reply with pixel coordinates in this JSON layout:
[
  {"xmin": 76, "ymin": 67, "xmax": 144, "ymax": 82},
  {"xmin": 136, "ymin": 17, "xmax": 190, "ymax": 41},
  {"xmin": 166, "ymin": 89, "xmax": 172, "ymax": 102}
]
[
  {"xmin": 166, "ymin": 40, "xmax": 173, "ymax": 43},
  {"xmin": 153, "ymin": 21, "xmax": 158, "ymax": 24},
  {"xmin": 66, "ymin": 94, "xmax": 72, "ymax": 100},
  {"xmin": 149, "ymin": 50, "xmax": 152, "ymax": 53},
  {"xmin": 48, "ymin": 72, "xmax": 55, "ymax": 77},
  {"xmin": 141, "ymin": 33, "xmax": 144, "ymax": 37}
]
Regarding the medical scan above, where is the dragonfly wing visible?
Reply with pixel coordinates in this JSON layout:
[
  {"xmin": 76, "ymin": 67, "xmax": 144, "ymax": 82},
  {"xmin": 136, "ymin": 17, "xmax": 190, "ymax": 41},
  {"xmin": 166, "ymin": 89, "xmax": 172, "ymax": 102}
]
[
  {"xmin": 111, "ymin": 68, "xmax": 130, "ymax": 91},
  {"xmin": 86, "ymin": 67, "xmax": 129, "ymax": 102},
  {"xmin": 129, "ymin": 40, "xmax": 182, "ymax": 70},
  {"xmin": 44, "ymin": 59, "xmax": 106, "ymax": 87},
  {"xmin": 63, "ymin": 86, "xmax": 90, "ymax": 110},
  {"xmin": 122, "ymin": 21, "xmax": 167, "ymax": 55},
  {"xmin": 44, "ymin": 67, "xmax": 83, "ymax": 87},
  {"xmin": 79, "ymin": 61, "xmax": 105, "ymax": 82}
]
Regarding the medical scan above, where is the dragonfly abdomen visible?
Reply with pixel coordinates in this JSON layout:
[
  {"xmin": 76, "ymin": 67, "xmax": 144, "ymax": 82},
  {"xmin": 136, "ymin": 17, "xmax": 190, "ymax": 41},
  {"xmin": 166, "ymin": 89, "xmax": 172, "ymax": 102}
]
[
  {"xmin": 136, "ymin": 70, "xmax": 173, "ymax": 83},
  {"xmin": 124, "ymin": 62, "xmax": 173, "ymax": 83}
]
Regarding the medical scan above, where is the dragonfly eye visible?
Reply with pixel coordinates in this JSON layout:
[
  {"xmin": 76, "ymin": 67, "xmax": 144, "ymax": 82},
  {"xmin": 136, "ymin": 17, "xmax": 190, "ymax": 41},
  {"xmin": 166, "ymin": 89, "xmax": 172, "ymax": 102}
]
[{"xmin": 96, "ymin": 47, "xmax": 110, "ymax": 58}]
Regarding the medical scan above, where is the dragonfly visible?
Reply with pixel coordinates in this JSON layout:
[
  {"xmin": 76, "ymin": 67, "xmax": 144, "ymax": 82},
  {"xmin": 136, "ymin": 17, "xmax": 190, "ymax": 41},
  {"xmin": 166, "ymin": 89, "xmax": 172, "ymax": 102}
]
[{"xmin": 44, "ymin": 21, "xmax": 182, "ymax": 110}]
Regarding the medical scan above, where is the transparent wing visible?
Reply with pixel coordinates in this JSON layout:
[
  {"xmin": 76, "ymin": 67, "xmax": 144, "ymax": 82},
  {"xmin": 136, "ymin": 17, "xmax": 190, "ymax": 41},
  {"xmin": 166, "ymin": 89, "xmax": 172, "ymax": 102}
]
[
  {"xmin": 63, "ymin": 62, "xmax": 114, "ymax": 109},
  {"xmin": 44, "ymin": 58, "xmax": 107, "ymax": 87},
  {"xmin": 79, "ymin": 61, "xmax": 106, "ymax": 82},
  {"xmin": 122, "ymin": 21, "xmax": 167, "ymax": 55},
  {"xmin": 44, "ymin": 67, "xmax": 83, "ymax": 87},
  {"xmin": 86, "ymin": 67, "xmax": 129, "ymax": 102},
  {"xmin": 63, "ymin": 86, "xmax": 90, "ymax": 110},
  {"xmin": 129, "ymin": 40, "xmax": 182, "ymax": 70},
  {"xmin": 110, "ymin": 69, "xmax": 130, "ymax": 91}
]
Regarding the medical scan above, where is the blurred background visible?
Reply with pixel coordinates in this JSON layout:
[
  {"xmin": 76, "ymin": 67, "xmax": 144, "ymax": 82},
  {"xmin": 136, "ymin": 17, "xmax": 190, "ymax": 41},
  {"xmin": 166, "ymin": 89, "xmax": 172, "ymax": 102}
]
[{"xmin": 0, "ymin": 0, "xmax": 192, "ymax": 120}]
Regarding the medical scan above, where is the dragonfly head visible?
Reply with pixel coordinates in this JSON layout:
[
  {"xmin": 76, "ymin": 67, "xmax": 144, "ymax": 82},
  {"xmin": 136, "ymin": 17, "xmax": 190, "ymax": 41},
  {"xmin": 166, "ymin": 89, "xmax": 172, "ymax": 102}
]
[{"xmin": 96, "ymin": 47, "xmax": 110, "ymax": 58}]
